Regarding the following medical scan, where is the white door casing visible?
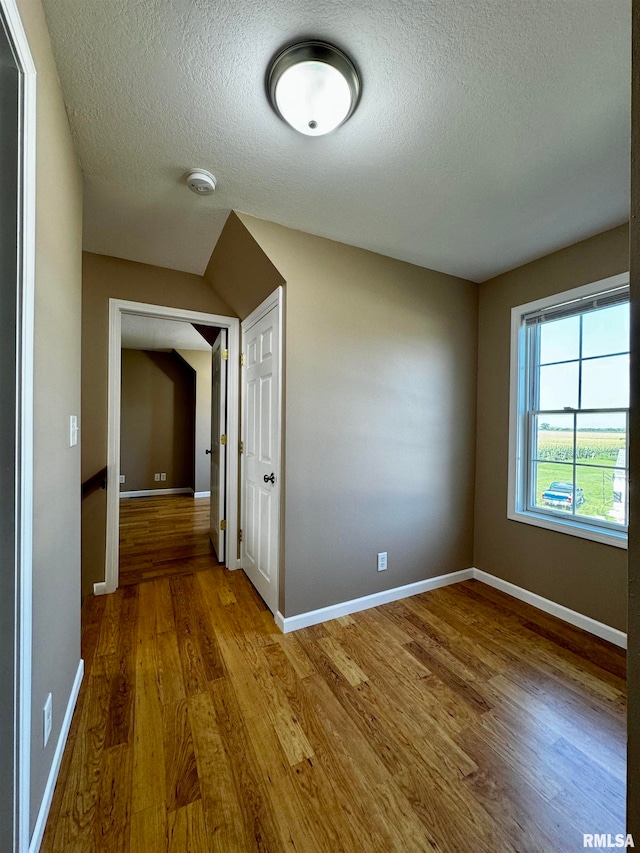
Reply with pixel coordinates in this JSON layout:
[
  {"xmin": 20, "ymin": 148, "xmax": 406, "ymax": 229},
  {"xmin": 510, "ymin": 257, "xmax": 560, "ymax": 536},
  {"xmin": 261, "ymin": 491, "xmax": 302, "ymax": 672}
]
[
  {"xmin": 209, "ymin": 329, "xmax": 227, "ymax": 562},
  {"xmin": 0, "ymin": 1, "xmax": 36, "ymax": 849},
  {"xmin": 241, "ymin": 288, "xmax": 283, "ymax": 615}
]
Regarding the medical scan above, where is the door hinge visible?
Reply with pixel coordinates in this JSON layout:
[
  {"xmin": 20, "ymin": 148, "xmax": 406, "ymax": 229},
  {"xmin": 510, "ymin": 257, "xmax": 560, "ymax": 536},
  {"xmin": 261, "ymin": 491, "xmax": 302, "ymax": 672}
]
[
  {"xmin": 222, "ymin": 348, "xmax": 228, "ymax": 361},
  {"xmin": 238, "ymin": 529, "xmax": 243, "ymax": 543},
  {"xmin": 239, "ymin": 440, "xmax": 244, "ymax": 454},
  {"xmin": 240, "ymin": 353, "xmax": 246, "ymax": 366},
  {"xmin": 220, "ymin": 520, "xmax": 227, "ymax": 531},
  {"xmin": 220, "ymin": 434, "xmax": 227, "ymax": 445}
]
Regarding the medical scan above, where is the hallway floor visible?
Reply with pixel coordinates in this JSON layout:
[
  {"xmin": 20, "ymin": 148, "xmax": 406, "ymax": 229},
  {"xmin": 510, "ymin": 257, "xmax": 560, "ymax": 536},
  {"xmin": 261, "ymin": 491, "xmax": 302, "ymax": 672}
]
[
  {"xmin": 41, "ymin": 563, "xmax": 626, "ymax": 851},
  {"xmin": 119, "ymin": 495, "xmax": 220, "ymax": 585}
]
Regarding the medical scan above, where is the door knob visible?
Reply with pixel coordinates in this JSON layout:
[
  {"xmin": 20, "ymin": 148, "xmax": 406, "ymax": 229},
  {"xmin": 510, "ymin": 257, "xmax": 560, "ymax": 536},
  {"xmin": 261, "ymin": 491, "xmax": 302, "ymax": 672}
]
[
  {"xmin": 264, "ymin": 473, "xmax": 275, "ymax": 484},
  {"xmin": 205, "ymin": 449, "xmax": 212, "ymax": 455}
]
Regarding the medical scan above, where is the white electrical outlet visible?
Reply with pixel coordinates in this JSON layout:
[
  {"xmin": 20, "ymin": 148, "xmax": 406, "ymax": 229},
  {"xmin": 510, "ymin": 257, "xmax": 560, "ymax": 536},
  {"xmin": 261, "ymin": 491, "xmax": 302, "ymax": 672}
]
[
  {"xmin": 43, "ymin": 694, "xmax": 52, "ymax": 746},
  {"xmin": 154, "ymin": 473, "xmax": 160, "ymax": 481},
  {"xmin": 69, "ymin": 415, "xmax": 78, "ymax": 447},
  {"xmin": 119, "ymin": 474, "xmax": 125, "ymax": 484},
  {"xmin": 377, "ymin": 552, "xmax": 388, "ymax": 572},
  {"xmin": 160, "ymin": 472, "xmax": 167, "ymax": 481}
]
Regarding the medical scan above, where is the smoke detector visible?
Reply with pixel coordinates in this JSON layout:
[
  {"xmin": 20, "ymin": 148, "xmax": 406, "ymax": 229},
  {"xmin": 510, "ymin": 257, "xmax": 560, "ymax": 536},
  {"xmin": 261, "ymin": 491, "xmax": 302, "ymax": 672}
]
[{"xmin": 186, "ymin": 169, "xmax": 217, "ymax": 195}]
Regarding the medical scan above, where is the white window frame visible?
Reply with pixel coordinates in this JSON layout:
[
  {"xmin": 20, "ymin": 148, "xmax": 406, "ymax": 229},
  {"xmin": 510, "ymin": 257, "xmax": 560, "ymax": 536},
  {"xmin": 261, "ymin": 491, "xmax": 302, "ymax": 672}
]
[{"xmin": 508, "ymin": 272, "xmax": 629, "ymax": 550}]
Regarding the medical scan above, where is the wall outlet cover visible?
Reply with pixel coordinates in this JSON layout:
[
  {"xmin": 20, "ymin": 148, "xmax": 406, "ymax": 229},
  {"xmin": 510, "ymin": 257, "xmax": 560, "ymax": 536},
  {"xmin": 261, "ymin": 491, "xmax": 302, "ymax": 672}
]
[
  {"xmin": 160, "ymin": 472, "xmax": 167, "ymax": 481},
  {"xmin": 119, "ymin": 474, "xmax": 125, "ymax": 484},
  {"xmin": 154, "ymin": 473, "xmax": 160, "ymax": 481},
  {"xmin": 377, "ymin": 552, "xmax": 388, "ymax": 572}
]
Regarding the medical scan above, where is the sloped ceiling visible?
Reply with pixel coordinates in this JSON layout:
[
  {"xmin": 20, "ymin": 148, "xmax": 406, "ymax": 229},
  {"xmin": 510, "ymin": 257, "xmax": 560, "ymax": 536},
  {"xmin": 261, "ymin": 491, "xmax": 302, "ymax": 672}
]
[
  {"xmin": 121, "ymin": 315, "xmax": 212, "ymax": 351},
  {"xmin": 42, "ymin": 0, "xmax": 630, "ymax": 282}
]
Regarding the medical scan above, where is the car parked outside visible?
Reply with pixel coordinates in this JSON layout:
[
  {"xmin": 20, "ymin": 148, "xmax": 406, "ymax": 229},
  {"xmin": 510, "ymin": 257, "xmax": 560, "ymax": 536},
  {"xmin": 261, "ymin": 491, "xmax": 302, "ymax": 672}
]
[{"xmin": 541, "ymin": 481, "xmax": 585, "ymax": 509}]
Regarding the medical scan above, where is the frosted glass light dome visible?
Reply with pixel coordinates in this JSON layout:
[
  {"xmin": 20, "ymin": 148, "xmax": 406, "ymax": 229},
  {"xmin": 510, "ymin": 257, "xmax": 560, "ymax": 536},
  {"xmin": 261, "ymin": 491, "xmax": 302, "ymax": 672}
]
[{"xmin": 267, "ymin": 42, "xmax": 360, "ymax": 137}]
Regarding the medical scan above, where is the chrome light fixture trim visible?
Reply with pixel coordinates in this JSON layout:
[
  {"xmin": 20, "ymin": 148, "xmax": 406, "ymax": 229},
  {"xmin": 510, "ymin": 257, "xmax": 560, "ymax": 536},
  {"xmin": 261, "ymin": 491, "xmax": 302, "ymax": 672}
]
[{"xmin": 267, "ymin": 40, "xmax": 361, "ymax": 136}]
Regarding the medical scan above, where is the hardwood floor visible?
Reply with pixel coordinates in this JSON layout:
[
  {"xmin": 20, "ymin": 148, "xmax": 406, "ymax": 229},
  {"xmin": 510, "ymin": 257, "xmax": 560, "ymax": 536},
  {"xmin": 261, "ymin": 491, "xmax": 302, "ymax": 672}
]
[
  {"xmin": 119, "ymin": 495, "xmax": 220, "ymax": 585},
  {"xmin": 42, "ymin": 555, "xmax": 626, "ymax": 850}
]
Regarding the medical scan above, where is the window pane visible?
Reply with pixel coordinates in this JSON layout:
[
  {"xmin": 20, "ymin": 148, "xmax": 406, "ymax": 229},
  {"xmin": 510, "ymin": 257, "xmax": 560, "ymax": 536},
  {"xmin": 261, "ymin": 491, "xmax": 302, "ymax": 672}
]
[
  {"xmin": 576, "ymin": 412, "xmax": 626, "ymax": 468},
  {"xmin": 533, "ymin": 461, "xmax": 575, "ymax": 514},
  {"xmin": 581, "ymin": 354, "xmax": 629, "ymax": 409},
  {"xmin": 539, "ymin": 315, "xmax": 580, "ymax": 364},
  {"xmin": 539, "ymin": 362, "xmax": 579, "ymax": 410},
  {"xmin": 575, "ymin": 466, "xmax": 627, "ymax": 526},
  {"xmin": 533, "ymin": 414, "xmax": 574, "ymax": 463},
  {"xmin": 582, "ymin": 303, "xmax": 629, "ymax": 359}
]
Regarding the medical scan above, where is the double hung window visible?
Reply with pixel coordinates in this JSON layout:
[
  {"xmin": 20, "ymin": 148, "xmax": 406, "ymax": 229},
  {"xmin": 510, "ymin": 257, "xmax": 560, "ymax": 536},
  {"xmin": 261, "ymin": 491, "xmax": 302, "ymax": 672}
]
[{"xmin": 509, "ymin": 274, "xmax": 629, "ymax": 548}]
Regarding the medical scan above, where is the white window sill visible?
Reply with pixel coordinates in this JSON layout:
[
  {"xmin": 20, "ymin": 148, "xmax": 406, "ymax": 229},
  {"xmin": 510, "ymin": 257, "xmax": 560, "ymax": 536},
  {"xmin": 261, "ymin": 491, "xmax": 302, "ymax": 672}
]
[{"xmin": 507, "ymin": 509, "xmax": 628, "ymax": 549}]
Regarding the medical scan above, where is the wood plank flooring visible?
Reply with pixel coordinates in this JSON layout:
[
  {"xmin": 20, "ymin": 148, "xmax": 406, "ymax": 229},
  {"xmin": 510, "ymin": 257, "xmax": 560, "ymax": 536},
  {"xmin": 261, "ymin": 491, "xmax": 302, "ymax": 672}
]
[
  {"xmin": 43, "ymin": 499, "xmax": 627, "ymax": 851},
  {"xmin": 119, "ymin": 495, "xmax": 220, "ymax": 585}
]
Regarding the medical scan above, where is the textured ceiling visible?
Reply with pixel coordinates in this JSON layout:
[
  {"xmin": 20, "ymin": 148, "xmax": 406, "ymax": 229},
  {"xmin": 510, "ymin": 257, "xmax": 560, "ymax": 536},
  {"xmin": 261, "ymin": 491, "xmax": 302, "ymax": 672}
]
[
  {"xmin": 121, "ymin": 315, "xmax": 211, "ymax": 352},
  {"xmin": 42, "ymin": 0, "xmax": 630, "ymax": 282}
]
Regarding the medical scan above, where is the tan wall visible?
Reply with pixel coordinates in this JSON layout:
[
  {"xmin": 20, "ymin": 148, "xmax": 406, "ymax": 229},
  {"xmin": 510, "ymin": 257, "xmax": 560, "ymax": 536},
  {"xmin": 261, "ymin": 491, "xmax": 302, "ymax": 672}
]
[
  {"xmin": 475, "ymin": 224, "xmax": 629, "ymax": 631},
  {"xmin": 15, "ymin": 0, "xmax": 84, "ymax": 834},
  {"xmin": 628, "ymin": 0, "xmax": 639, "ymax": 835},
  {"xmin": 177, "ymin": 349, "xmax": 212, "ymax": 494},
  {"xmin": 81, "ymin": 252, "xmax": 234, "ymax": 595},
  {"xmin": 230, "ymin": 215, "xmax": 479, "ymax": 618},
  {"xmin": 204, "ymin": 211, "xmax": 285, "ymax": 320},
  {"xmin": 120, "ymin": 350, "xmax": 195, "ymax": 492}
]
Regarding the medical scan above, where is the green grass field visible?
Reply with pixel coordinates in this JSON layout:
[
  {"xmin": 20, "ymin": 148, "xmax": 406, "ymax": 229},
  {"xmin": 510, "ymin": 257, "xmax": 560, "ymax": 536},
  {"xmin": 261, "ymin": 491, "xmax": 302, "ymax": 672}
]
[{"xmin": 534, "ymin": 431, "xmax": 626, "ymax": 522}]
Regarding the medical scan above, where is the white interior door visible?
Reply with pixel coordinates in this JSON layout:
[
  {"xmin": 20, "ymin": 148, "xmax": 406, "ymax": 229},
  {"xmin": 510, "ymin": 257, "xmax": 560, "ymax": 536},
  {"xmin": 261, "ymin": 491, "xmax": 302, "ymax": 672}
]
[
  {"xmin": 210, "ymin": 329, "xmax": 227, "ymax": 562},
  {"xmin": 241, "ymin": 294, "xmax": 281, "ymax": 614}
]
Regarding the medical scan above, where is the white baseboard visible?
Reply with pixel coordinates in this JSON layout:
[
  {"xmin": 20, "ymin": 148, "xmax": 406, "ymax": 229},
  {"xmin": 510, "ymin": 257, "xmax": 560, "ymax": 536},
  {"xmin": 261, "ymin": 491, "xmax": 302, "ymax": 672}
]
[
  {"xmin": 274, "ymin": 566, "xmax": 626, "ymax": 648},
  {"xmin": 193, "ymin": 490, "xmax": 211, "ymax": 498},
  {"xmin": 472, "ymin": 568, "xmax": 627, "ymax": 649},
  {"xmin": 93, "ymin": 581, "xmax": 107, "ymax": 596},
  {"xmin": 29, "ymin": 659, "xmax": 84, "ymax": 853},
  {"xmin": 120, "ymin": 487, "xmax": 192, "ymax": 498},
  {"xmin": 275, "ymin": 568, "xmax": 474, "ymax": 633}
]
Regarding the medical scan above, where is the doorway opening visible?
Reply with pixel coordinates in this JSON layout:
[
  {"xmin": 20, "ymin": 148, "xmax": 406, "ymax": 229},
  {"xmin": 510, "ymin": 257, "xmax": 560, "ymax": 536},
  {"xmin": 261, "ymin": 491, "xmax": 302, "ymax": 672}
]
[
  {"xmin": 104, "ymin": 300, "xmax": 240, "ymax": 594},
  {"xmin": 118, "ymin": 314, "xmax": 224, "ymax": 585}
]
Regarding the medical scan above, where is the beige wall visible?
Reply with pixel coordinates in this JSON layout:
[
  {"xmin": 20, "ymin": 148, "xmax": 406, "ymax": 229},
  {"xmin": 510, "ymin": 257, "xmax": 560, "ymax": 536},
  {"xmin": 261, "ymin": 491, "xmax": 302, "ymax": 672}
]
[
  {"xmin": 628, "ymin": 0, "xmax": 639, "ymax": 835},
  {"xmin": 177, "ymin": 349, "xmax": 212, "ymax": 495},
  {"xmin": 204, "ymin": 211, "xmax": 285, "ymax": 319},
  {"xmin": 475, "ymin": 224, "xmax": 629, "ymax": 631},
  {"xmin": 120, "ymin": 350, "xmax": 195, "ymax": 492},
  {"xmin": 15, "ymin": 0, "xmax": 84, "ymax": 834},
  {"xmin": 210, "ymin": 214, "xmax": 479, "ymax": 618},
  {"xmin": 81, "ymin": 252, "xmax": 234, "ymax": 595}
]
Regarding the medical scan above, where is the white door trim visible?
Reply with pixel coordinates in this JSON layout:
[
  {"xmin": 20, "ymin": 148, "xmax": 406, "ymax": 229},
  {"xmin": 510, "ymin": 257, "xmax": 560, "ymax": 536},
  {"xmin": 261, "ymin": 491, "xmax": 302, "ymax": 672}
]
[
  {"xmin": 105, "ymin": 300, "xmax": 241, "ymax": 593},
  {"xmin": 1, "ymin": 1, "xmax": 37, "ymax": 849},
  {"xmin": 240, "ymin": 286, "xmax": 284, "ymax": 613},
  {"xmin": 242, "ymin": 287, "xmax": 282, "ymax": 329}
]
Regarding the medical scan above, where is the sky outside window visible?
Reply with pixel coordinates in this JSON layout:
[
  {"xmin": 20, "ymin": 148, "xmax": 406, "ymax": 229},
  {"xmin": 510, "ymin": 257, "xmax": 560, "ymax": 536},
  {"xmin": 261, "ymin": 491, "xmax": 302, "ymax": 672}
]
[{"xmin": 537, "ymin": 303, "xmax": 629, "ymax": 429}]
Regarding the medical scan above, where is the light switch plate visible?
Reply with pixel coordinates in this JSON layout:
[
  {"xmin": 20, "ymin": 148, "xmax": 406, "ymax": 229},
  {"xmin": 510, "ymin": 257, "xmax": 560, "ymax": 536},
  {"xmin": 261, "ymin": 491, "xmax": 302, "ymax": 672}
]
[
  {"xmin": 43, "ymin": 694, "xmax": 52, "ymax": 746},
  {"xmin": 69, "ymin": 415, "xmax": 78, "ymax": 447}
]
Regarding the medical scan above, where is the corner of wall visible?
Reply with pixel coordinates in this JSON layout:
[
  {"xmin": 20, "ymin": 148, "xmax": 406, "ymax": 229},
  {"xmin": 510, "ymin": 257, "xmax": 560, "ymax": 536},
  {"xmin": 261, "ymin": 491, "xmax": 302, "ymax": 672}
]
[{"xmin": 203, "ymin": 211, "xmax": 285, "ymax": 320}]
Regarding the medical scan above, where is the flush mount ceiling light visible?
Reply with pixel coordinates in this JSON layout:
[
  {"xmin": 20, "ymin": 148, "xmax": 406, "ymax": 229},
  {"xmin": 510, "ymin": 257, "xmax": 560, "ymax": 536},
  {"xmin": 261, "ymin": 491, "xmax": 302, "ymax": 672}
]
[{"xmin": 267, "ymin": 41, "xmax": 361, "ymax": 136}]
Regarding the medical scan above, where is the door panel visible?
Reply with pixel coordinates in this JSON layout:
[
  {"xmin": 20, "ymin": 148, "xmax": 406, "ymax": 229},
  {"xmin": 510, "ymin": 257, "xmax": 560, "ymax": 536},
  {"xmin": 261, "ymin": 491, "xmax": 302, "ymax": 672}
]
[
  {"xmin": 210, "ymin": 329, "xmax": 227, "ymax": 562},
  {"xmin": 241, "ymin": 301, "xmax": 280, "ymax": 614}
]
